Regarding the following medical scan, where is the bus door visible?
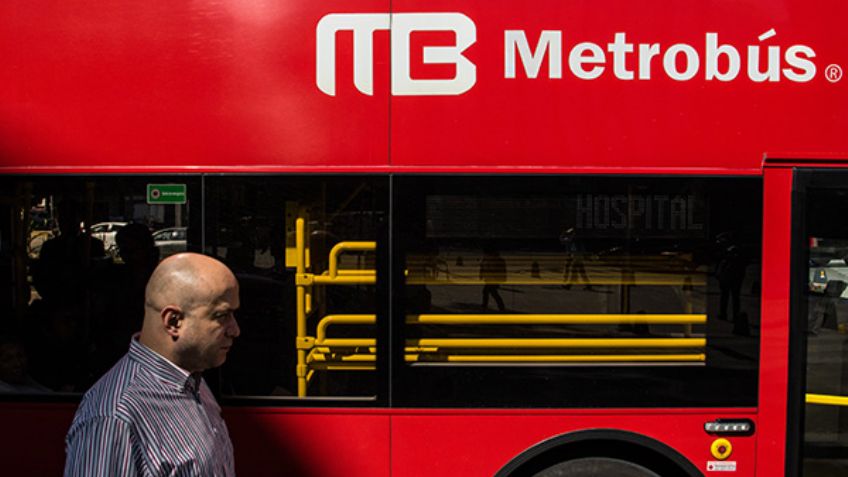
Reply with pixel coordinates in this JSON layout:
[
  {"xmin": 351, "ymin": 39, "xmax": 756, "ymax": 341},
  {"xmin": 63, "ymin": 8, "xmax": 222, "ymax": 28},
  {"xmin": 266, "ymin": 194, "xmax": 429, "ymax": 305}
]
[{"xmin": 788, "ymin": 167, "xmax": 848, "ymax": 476}]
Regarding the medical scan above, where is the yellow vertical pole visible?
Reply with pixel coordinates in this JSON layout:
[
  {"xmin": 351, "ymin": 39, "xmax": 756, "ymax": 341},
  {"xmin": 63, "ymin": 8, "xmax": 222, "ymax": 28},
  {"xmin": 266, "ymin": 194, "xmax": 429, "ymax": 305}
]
[{"xmin": 296, "ymin": 217, "xmax": 307, "ymax": 397}]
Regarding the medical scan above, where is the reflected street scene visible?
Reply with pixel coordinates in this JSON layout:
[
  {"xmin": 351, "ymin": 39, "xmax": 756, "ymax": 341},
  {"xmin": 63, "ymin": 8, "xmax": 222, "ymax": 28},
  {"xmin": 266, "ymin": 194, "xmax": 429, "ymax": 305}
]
[{"xmin": 802, "ymin": 187, "xmax": 848, "ymax": 476}]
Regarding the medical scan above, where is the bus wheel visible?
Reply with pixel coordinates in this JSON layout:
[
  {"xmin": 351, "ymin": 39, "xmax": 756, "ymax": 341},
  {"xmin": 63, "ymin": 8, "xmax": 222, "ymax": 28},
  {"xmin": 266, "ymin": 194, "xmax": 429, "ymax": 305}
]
[{"xmin": 531, "ymin": 457, "xmax": 661, "ymax": 477}]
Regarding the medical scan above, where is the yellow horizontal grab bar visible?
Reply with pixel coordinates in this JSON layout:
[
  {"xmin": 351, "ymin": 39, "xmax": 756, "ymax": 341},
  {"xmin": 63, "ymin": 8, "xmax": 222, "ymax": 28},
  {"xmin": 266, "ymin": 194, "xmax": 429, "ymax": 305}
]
[
  {"xmin": 312, "ymin": 275, "xmax": 376, "ymax": 285},
  {"xmin": 312, "ymin": 338, "xmax": 705, "ymax": 349},
  {"xmin": 303, "ymin": 353, "xmax": 705, "ymax": 365},
  {"xmin": 316, "ymin": 338, "xmax": 376, "ymax": 348},
  {"xmin": 329, "ymin": 241, "xmax": 376, "ymax": 278},
  {"xmin": 312, "ymin": 313, "xmax": 704, "ymax": 343},
  {"xmin": 406, "ymin": 277, "xmax": 705, "ymax": 286},
  {"xmin": 316, "ymin": 315, "xmax": 377, "ymax": 342},
  {"xmin": 405, "ymin": 354, "xmax": 706, "ymax": 363},
  {"xmin": 308, "ymin": 353, "xmax": 376, "ymax": 363},
  {"xmin": 806, "ymin": 393, "xmax": 848, "ymax": 407},
  {"xmin": 308, "ymin": 364, "xmax": 376, "ymax": 371},
  {"xmin": 321, "ymin": 270, "xmax": 376, "ymax": 276},
  {"xmin": 312, "ymin": 346, "xmax": 377, "ymax": 354},
  {"xmin": 408, "ymin": 314, "xmax": 706, "ymax": 325},
  {"xmin": 410, "ymin": 338, "xmax": 706, "ymax": 349},
  {"xmin": 308, "ymin": 350, "xmax": 703, "ymax": 360}
]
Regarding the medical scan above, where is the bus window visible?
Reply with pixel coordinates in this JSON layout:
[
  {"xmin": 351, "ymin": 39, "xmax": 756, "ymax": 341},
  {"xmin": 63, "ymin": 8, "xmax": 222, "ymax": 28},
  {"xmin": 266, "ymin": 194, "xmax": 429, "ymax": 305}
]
[
  {"xmin": 393, "ymin": 175, "xmax": 761, "ymax": 407},
  {"xmin": 204, "ymin": 176, "xmax": 388, "ymax": 401},
  {"xmin": 800, "ymin": 184, "xmax": 848, "ymax": 475},
  {"xmin": 0, "ymin": 176, "xmax": 197, "ymax": 394}
]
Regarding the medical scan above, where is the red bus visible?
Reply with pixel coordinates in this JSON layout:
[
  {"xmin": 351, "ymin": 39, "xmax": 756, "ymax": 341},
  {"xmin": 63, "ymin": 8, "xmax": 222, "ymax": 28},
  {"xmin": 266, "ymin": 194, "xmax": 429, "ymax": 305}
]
[{"xmin": 1, "ymin": 1, "xmax": 847, "ymax": 476}]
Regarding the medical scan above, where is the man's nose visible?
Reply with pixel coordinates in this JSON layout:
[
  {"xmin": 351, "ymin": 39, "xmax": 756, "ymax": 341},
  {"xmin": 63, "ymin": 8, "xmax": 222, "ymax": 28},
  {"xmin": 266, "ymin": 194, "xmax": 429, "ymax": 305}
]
[{"xmin": 227, "ymin": 318, "xmax": 241, "ymax": 338}]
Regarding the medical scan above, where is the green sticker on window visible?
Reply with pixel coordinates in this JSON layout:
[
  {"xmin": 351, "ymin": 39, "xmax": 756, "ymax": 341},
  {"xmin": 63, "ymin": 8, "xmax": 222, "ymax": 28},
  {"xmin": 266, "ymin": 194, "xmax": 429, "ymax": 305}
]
[{"xmin": 147, "ymin": 184, "xmax": 186, "ymax": 204}]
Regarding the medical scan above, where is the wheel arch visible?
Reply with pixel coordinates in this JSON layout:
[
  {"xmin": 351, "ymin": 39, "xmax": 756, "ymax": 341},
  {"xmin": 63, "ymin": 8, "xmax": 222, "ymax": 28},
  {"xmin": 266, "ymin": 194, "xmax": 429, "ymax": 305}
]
[{"xmin": 494, "ymin": 429, "xmax": 703, "ymax": 477}]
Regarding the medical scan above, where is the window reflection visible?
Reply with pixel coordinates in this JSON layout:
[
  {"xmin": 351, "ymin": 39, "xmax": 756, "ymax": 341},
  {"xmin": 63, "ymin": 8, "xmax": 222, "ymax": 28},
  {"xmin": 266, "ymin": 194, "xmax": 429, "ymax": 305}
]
[
  {"xmin": 396, "ymin": 176, "xmax": 761, "ymax": 407},
  {"xmin": 0, "ymin": 177, "xmax": 193, "ymax": 394},
  {"xmin": 205, "ymin": 177, "xmax": 386, "ymax": 399},
  {"xmin": 803, "ymin": 188, "xmax": 848, "ymax": 476}
]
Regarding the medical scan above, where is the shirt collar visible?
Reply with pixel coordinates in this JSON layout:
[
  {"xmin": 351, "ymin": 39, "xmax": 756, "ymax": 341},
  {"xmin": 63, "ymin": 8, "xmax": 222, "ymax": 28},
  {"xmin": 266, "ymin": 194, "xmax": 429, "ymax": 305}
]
[{"xmin": 128, "ymin": 335, "xmax": 202, "ymax": 395}]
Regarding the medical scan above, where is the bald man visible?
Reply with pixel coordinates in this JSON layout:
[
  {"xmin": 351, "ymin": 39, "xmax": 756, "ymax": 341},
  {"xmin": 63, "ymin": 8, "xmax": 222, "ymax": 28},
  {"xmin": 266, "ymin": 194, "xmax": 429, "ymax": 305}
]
[{"xmin": 64, "ymin": 253, "xmax": 240, "ymax": 477}]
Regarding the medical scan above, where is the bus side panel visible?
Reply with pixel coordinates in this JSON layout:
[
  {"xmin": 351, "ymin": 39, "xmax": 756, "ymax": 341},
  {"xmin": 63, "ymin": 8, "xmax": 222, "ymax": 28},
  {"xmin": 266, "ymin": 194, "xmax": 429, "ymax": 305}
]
[
  {"xmin": 756, "ymin": 167, "xmax": 795, "ymax": 476},
  {"xmin": 391, "ymin": 411, "xmax": 757, "ymax": 477},
  {"xmin": 0, "ymin": 404, "xmax": 393, "ymax": 477},
  {"xmin": 0, "ymin": 0, "xmax": 391, "ymax": 168},
  {"xmin": 0, "ymin": 403, "xmax": 76, "ymax": 475},
  {"xmin": 391, "ymin": 0, "xmax": 848, "ymax": 170},
  {"xmin": 225, "ymin": 408, "xmax": 391, "ymax": 477}
]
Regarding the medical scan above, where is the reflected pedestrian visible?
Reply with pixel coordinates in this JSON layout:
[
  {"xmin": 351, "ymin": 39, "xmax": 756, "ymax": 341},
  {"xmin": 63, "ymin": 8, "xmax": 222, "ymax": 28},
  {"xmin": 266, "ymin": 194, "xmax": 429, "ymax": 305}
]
[{"xmin": 480, "ymin": 246, "xmax": 506, "ymax": 311}]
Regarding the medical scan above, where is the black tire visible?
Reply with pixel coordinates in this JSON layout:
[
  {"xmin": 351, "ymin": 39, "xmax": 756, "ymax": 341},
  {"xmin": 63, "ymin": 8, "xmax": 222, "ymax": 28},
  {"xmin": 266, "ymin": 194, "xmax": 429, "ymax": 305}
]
[{"xmin": 531, "ymin": 457, "xmax": 662, "ymax": 477}]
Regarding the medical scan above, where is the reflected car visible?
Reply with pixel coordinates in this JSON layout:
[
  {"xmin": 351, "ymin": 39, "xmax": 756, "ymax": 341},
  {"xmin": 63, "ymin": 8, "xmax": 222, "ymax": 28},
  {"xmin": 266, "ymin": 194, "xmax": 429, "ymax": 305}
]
[
  {"xmin": 152, "ymin": 227, "xmax": 187, "ymax": 259},
  {"xmin": 90, "ymin": 221, "xmax": 127, "ymax": 255},
  {"xmin": 810, "ymin": 236, "xmax": 848, "ymax": 266}
]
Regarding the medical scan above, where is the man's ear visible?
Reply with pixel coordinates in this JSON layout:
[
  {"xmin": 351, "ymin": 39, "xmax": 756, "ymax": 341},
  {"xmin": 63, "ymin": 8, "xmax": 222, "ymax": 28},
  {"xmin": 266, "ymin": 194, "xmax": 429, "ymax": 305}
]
[{"xmin": 161, "ymin": 306, "xmax": 184, "ymax": 339}]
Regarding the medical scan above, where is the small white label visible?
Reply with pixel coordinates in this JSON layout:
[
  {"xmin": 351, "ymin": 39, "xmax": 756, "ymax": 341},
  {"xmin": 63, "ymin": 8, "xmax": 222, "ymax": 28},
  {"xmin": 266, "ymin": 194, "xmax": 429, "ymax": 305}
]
[{"xmin": 707, "ymin": 461, "xmax": 737, "ymax": 472}]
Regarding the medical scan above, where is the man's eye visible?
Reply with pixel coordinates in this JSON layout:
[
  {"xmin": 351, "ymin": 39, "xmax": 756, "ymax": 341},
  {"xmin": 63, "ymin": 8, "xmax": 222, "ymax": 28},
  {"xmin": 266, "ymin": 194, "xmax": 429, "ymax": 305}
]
[{"xmin": 215, "ymin": 310, "xmax": 237, "ymax": 320}]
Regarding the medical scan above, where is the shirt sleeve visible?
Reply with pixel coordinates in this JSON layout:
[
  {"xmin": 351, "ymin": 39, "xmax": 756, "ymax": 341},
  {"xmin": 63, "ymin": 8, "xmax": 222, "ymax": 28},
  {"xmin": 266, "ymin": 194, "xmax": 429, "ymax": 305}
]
[{"xmin": 64, "ymin": 416, "xmax": 140, "ymax": 477}]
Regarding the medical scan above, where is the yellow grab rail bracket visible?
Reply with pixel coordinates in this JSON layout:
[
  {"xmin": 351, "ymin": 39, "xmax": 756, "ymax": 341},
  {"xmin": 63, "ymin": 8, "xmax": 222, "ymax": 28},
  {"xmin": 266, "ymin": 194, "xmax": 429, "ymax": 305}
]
[{"xmin": 296, "ymin": 337, "xmax": 315, "ymax": 350}]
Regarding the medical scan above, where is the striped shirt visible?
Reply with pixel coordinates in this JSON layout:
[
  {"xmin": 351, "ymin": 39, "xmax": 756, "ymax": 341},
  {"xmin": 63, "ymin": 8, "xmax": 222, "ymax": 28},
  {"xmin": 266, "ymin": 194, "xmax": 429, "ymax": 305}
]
[{"xmin": 64, "ymin": 337, "xmax": 235, "ymax": 477}]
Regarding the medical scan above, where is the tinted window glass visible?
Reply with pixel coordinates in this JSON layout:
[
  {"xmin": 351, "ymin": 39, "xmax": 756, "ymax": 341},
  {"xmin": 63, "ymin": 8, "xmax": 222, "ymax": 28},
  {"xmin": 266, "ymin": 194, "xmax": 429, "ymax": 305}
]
[
  {"xmin": 393, "ymin": 175, "xmax": 761, "ymax": 407},
  {"xmin": 0, "ymin": 176, "xmax": 196, "ymax": 395},
  {"xmin": 799, "ymin": 179, "xmax": 848, "ymax": 476},
  {"xmin": 205, "ymin": 176, "xmax": 388, "ymax": 401}
]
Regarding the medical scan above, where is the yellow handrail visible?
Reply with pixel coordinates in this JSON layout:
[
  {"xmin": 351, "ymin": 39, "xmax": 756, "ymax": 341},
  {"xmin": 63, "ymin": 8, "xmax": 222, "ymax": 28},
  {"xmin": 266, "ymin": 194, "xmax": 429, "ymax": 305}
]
[
  {"xmin": 314, "ymin": 313, "xmax": 706, "ymax": 343},
  {"xmin": 316, "ymin": 338, "xmax": 376, "ymax": 348},
  {"xmin": 312, "ymin": 275, "xmax": 376, "ymax": 285},
  {"xmin": 295, "ymin": 217, "xmax": 308, "ymax": 397},
  {"xmin": 806, "ymin": 393, "xmax": 848, "ymax": 407},
  {"xmin": 410, "ymin": 338, "xmax": 705, "ymax": 349},
  {"xmin": 408, "ymin": 314, "xmax": 706, "ymax": 325},
  {"xmin": 292, "ymin": 213, "xmax": 708, "ymax": 396},
  {"xmin": 317, "ymin": 315, "xmax": 376, "ymax": 342},
  {"xmin": 314, "ymin": 338, "xmax": 705, "ymax": 349},
  {"xmin": 322, "ymin": 269, "xmax": 376, "ymax": 276},
  {"xmin": 306, "ymin": 353, "xmax": 705, "ymax": 365},
  {"xmin": 328, "ymin": 241, "xmax": 376, "ymax": 278},
  {"xmin": 406, "ymin": 354, "xmax": 705, "ymax": 363},
  {"xmin": 406, "ymin": 277, "xmax": 705, "ymax": 286}
]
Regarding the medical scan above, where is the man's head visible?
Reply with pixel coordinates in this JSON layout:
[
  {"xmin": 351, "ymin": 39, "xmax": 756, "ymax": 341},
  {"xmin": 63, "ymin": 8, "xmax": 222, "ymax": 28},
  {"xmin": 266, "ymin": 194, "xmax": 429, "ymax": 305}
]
[
  {"xmin": 116, "ymin": 223, "xmax": 158, "ymax": 267},
  {"xmin": 55, "ymin": 199, "xmax": 84, "ymax": 237},
  {"xmin": 140, "ymin": 253, "xmax": 240, "ymax": 372},
  {"xmin": 0, "ymin": 336, "xmax": 29, "ymax": 385}
]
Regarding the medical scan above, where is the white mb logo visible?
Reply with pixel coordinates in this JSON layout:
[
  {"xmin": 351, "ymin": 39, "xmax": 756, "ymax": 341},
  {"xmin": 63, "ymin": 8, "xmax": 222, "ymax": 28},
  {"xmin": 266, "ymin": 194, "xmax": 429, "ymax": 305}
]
[{"xmin": 316, "ymin": 13, "xmax": 477, "ymax": 96}]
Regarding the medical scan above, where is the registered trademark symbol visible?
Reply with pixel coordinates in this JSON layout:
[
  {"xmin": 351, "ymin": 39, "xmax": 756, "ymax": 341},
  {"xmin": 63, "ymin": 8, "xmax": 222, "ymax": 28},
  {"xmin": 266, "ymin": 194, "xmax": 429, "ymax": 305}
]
[{"xmin": 826, "ymin": 64, "xmax": 843, "ymax": 83}]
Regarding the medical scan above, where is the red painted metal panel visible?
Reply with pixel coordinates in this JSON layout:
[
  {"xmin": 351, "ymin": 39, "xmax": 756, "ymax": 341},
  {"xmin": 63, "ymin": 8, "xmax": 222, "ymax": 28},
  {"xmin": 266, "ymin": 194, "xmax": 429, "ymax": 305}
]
[
  {"xmin": 0, "ymin": 404, "xmax": 392, "ymax": 477},
  {"xmin": 392, "ymin": 410, "xmax": 758, "ymax": 476},
  {"xmin": 0, "ymin": 404, "xmax": 76, "ymax": 476},
  {"xmin": 1, "ymin": 1, "xmax": 846, "ymax": 170},
  {"xmin": 0, "ymin": 0, "xmax": 390, "ymax": 168},
  {"xmin": 0, "ymin": 403, "xmax": 754, "ymax": 476},
  {"xmin": 755, "ymin": 166, "xmax": 794, "ymax": 476},
  {"xmin": 390, "ymin": 0, "xmax": 848, "ymax": 169},
  {"xmin": 225, "ymin": 408, "xmax": 390, "ymax": 477}
]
